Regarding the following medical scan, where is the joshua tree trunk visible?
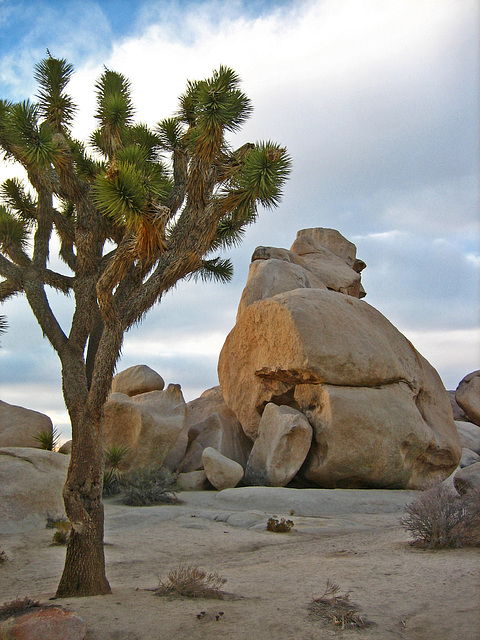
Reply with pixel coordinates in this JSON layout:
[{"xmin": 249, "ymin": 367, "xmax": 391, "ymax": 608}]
[{"xmin": 56, "ymin": 326, "xmax": 122, "ymax": 597}]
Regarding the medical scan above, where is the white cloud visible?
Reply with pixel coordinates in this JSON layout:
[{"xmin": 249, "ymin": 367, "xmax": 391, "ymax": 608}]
[{"xmin": 0, "ymin": 0, "xmax": 478, "ymax": 427}]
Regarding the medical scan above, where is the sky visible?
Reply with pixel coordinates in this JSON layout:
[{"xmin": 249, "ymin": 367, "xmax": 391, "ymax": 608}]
[{"xmin": 0, "ymin": 0, "xmax": 478, "ymax": 440}]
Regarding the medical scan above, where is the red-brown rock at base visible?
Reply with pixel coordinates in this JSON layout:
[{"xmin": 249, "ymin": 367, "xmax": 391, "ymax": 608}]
[{"xmin": 0, "ymin": 606, "xmax": 86, "ymax": 640}]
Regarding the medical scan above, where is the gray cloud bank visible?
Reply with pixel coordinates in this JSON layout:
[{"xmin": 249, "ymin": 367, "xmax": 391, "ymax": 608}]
[{"xmin": 0, "ymin": 0, "xmax": 478, "ymax": 439}]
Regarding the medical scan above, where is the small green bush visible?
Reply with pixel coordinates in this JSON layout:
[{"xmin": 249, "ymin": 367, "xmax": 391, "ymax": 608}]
[
  {"xmin": 120, "ymin": 466, "xmax": 180, "ymax": 506},
  {"xmin": 33, "ymin": 427, "xmax": 60, "ymax": 451},
  {"xmin": 51, "ymin": 521, "xmax": 71, "ymax": 545},
  {"xmin": 401, "ymin": 484, "xmax": 480, "ymax": 549},
  {"xmin": 103, "ymin": 443, "xmax": 131, "ymax": 496}
]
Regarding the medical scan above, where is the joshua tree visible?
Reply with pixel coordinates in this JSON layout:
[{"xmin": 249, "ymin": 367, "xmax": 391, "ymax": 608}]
[{"xmin": 0, "ymin": 55, "xmax": 290, "ymax": 597}]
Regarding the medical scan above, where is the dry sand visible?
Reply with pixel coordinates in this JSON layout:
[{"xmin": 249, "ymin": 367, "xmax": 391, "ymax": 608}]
[{"xmin": 1, "ymin": 487, "xmax": 479, "ymax": 639}]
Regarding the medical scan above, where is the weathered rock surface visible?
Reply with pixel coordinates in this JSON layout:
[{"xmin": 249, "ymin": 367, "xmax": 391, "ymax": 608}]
[
  {"xmin": 291, "ymin": 228, "xmax": 366, "ymax": 295},
  {"xmin": 58, "ymin": 439, "xmax": 72, "ymax": 454},
  {"xmin": 454, "ymin": 462, "xmax": 480, "ymax": 495},
  {"xmin": 447, "ymin": 390, "xmax": 469, "ymax": 422},
  {"xmin": 111, "ymin": 364, "xmax": 165, "ymax": 397},
  {"xmin": 177, "ymin": 470, "xmax": 209, "ymax": 491},
  {"xmin": 455, "ymin": 371, "xmax": 480, "ymax": 426},
  {"xmin": 245, "ymin": 403, "xmax": 312, "ymax": 486},
  {"xmin": 218, "ymin": 228, "xmax": 461, "ymax": 489},
  {"xmin": 0, "ymin": 448, "xmax": 68, "ymax": 533},
  {"xmin": 0, "ymin": 400, "xmax": 52, "ymax": 448},
  {"xmin": 460, "ymin": 448, "xmax": 480, "ymax": 468},
  {"xmin": 104, "ymin": 384, "xmax": 186, "ymax": 470},
  {"xmin": 237, "ymin": 255, "xmax": 326, "ymax": 318},
  {"xmin": 167, "ymin": 386, "xmax": 251, "ymax": 473},
  {"xmin": 0, "ymin": 606, "xmax": 86, "ymax": 640},
  {"xmin": 455, "ymin": 420, "xmax": 480, "ymax": 455},
  {"xmin": 202, "ymin": 447, "xmax": 244, "ymax": 490}
]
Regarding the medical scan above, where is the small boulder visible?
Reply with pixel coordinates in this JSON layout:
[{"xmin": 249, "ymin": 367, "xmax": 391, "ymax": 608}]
[
  {"xmin": 0, "ymin": 400, "xmax": 52, "ymax": 448},
  {"xmin": 460, "ymin": 448, "xmax": 480, "ymax": 468},
  {"xmin": 447, "ymin": 390, "xmax": 469, "ymax": 421},
  {"xmin": 455, "ymin": 420, "xmax": 480, "ymax": 455},
  {"xmin": 58, "ymin": 439, "xmax": 72, "ymax": 454},
  {"xmin": 202, "ymin": 447, "xmax": 244, "ymax": 491},
  {"xmin": 453, "ymin": 462, "xmax": 480, "ymax": 495},
  {"xmin": 0, "ymin": 448, "xmax": 68, "ymax": 533},
  {"xmin": 0, "ymin": 606, "xmax": 86, "ymax": 640},
  {"xmin": 177, "ymin": 470, "xmax": 209, "ymax": 491},
  {"xmin": 111, "ymin": 365, "xmax": 165, "ymax": 397},
  {"xmin": 455, "ymin": 371, "xmax": 480, "ymax": 426},
  {"xmin": 244, "ymin": 404, "xmax": 312, "ymax": 486}
]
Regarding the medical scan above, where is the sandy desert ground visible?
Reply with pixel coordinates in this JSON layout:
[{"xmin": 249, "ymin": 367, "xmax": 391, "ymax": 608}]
[{"xmin": 1, "ymin": 487, "xmax": 479, "ymax": 640}]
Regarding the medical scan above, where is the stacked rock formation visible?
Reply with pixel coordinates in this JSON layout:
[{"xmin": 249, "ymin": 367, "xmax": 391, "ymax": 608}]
[{"xmin": 218, "ymin": 228, "xmax": 461, "ymax": 489}]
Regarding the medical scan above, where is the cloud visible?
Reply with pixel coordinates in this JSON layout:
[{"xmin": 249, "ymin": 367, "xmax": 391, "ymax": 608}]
[{"xmin": 0, "ymin": 0, "xmax": 478, "ymax": 435}]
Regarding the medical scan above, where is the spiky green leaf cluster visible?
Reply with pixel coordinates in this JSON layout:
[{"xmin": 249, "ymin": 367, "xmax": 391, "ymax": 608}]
[
  {"xmin": 0, "ymin": 205, "xmax": 29, "ymax": 249},
  {"xmin": 235, "ymin": 141, "xmax": 291, "ymax": 209},
  {"xmin": 156, "ymin": 118, "xmax": 184, "ymax": 152},
  {"xmin": 180, "ymin": 66, "xmax": 253, "ymax": 160},
  {"xmin": 189, "ymin": 257, "xmax": 234, "ymax": 284},
  {"xmin": 0, "ymin": 179, "xmax": 37, "ymax": 223},
  {"xmin": 34, "ymin": 57, "xmax": 76, "ymax": 132},
  {"xmin": 93, "ymin": 69, "xmax": 134, "ymax": 159}
]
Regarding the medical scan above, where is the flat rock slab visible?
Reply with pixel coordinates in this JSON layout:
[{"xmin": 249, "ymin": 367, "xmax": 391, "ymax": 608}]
[{"xmin": 213, "ymin": 486, "xmax": 420, "ymax": 516}]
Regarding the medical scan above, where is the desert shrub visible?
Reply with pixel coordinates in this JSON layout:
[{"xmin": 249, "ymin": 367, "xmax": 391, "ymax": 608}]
[
  {"xmin": 120, "ymin": 465, "xmax": 180, "ymax": 506},
  {"xmin": 401, "ymin": 484, "xmax": 480, "ymax": 549},
  {"xmin": 0, "ymin": 549, "xmax": 7, "ymax": 565},
  {"xmin": 308, "ymin": 580, "xmax": 372, "ymax": 629},
  {"xmin": 266, "ymin": 517, "xmax": 294, "ymax": 532},
  {"xmin": 155, "ymin": 564, "xmax": 226, "ymax": 599},
  {"xmin": 51, "ymin": 521, "xmax": 71, "ymax": 545},
  {"xmin": 33, "ymin": 427, "xmax": 60, "ymax": 451},
  {"xmin": 45, "ymin": 513, "xmax": 68, "ymax": 529},
  {"xmin": 0, "ymin": 597, "xmax": 40, "ymax": 620},
  {"xmin": 103, "ymin": 444, "xmax": 131, "ymax": 496}
]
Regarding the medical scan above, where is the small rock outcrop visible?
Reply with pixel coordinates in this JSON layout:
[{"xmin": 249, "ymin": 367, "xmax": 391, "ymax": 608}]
[
  {"xmin": 103, "ymin": 384, "xmax": 186, "ymax": 470},
  {"xmin": 455, "ymin": 420, "xmax": 480, "ymax": 455},
  {"xmin": 111, "ymin": 364, "xmax": 165, "ymax": 397},
  {"xmin": 455, "ymin": 371, "xmax": 480, "ymax": 427},
  {"xmin": 166, "ymin": 386, "xmax": 252, "ymax": 473},
  {"xmin": 244, "ymin": 403, "xmax": 312, "ymax": 486},
  {"xmin": 0, "ymin": 400, "xmax": 53, "ymax": 448},
  {"xmin": 202, "ymin": 447, "xmax": 244, "ymax": 490},
  {"xmin": 454, "ymin": 462, "xmax": 480, "ymax": 495},
  {"xmin": 0, "ymin": 606, "xmax": 86, "ymax": 640},
  {"xmin": 0, "ymin": 448, "xmax": 68, "ymax": 533},
  {"xmin": 218, "ymin": 228, "xmax": 461, "ymax": 489}
]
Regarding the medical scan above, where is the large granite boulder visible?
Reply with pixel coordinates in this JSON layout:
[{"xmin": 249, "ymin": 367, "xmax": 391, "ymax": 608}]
[
  {"xmin": 0, "ymin": 400, "xmax": 53, "ymax": 448},
  {"xmin": 111, "ymin": 364, "xmax": 165, "ymax": 397},
  {"xmin": 103, "ymin": 384, "xmax": 186, "ymax": 470},
  {"xmin": 218, "ymin": 228, "xmax": 461, "ymax": 489},
  {"xmin": 245, "ymin": 403, "xmax": 312, "ymax": 486},
  {"xmin": 166, "ymin": 386, "xmax": 252, "ymax": 472},
  {"xmin": 0, "ymin": 448, "xmax": 68, "ymax": 533},
  {"xmin": 455, "ymin": 371, "xmax": 480, "ymax": 426}
]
